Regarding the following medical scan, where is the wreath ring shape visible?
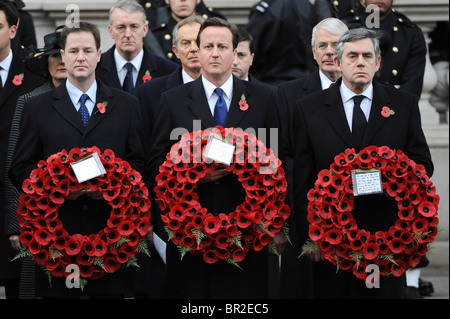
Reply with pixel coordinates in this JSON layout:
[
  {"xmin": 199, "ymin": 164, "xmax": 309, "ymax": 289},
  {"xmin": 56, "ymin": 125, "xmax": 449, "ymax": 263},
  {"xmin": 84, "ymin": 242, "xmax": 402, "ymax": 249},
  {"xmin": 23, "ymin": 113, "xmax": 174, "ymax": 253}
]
[
  {"xmin": 16, "ymin": 147, "xmax": 151, "ymax": 285},
  {"xmin": 154, "ymin": 126, "xmax": 290, "ymax": 266},
  {"xmin": 304, "ymin": 145, "xmax": 440, "ymax": 280}
]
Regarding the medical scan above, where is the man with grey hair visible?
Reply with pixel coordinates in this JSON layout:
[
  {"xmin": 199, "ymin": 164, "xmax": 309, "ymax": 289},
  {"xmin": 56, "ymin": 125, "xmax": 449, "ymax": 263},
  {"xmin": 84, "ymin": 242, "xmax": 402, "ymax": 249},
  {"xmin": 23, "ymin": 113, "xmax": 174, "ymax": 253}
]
[
  {"xmin": 96, "ymin": 0, "xmax": 177, "ymax": 94},
  {"xmin": 292, "ymin": 27, "xmax": 433, "ymax": 298},
  {"xmin": 278, "ymin": 17, "xmax": 348, "ymax": 298}
]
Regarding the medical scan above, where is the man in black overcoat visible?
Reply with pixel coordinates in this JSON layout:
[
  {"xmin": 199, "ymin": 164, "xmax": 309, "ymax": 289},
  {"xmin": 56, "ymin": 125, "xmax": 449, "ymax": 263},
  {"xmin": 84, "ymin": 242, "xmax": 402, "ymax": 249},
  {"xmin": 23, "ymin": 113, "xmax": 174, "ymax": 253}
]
[
  {"xmin": 292, "ymin": 28, "xmax": 433, "ymax": 298},
  {"xmin": 148, "ymin": 17, "xmax": 284, "ymax": 298},
  {"xmin": 9, "ymin": 22, "xmax": 146, "ymax": 299}
]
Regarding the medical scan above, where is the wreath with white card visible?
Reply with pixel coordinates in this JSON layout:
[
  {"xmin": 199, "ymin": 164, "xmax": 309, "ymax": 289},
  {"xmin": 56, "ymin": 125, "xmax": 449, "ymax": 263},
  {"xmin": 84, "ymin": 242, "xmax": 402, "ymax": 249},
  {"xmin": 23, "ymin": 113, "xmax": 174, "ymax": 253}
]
[
  {"xmin": 14, "ymin": 147, "xmax": 151, "ymax": 289},
  {"xmin": 301, "ymin": 145, "xmax": 440, "ymax": 281},
  {"xmin": 154, "ymin": 126, "xmax": 290, "ymax": 267}
]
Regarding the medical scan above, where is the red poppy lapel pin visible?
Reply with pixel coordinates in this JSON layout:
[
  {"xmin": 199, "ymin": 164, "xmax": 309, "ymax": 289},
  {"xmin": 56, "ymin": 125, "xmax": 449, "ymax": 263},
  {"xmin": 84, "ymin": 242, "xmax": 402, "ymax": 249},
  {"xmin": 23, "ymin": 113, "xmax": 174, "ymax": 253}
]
[
  {"xmin": 95, "ymin": 101, "xmax": 108, "ymax": 114},
  {"xmin": 381, "ymin": 106, "xmax": 395, "ymax": 118},
  {"xmin": 142, "ymin": 70, "xmax": 152, "ymax": 83},
  {"xmin": 239, "ymin": 94, "xmax": 249, "ymax": 111},
  {"xmin": 12, "ymin": 73, "xmax": 24, "ymax": 86}
]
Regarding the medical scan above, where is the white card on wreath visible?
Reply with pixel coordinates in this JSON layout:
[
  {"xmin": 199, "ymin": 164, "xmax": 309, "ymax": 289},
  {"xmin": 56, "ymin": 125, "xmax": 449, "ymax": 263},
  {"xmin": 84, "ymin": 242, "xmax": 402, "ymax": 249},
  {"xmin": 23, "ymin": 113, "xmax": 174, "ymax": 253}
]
[
  {"xmin": 70, "ymin": 152, "xmax": 106, "ymax": 184},
  {"xmin": 351, "ymin": 169, "xmax": 383, "ymax": 196},
  {"xmin": 203, "ymin": 134, "xmax": 235, "ymax": 166}
]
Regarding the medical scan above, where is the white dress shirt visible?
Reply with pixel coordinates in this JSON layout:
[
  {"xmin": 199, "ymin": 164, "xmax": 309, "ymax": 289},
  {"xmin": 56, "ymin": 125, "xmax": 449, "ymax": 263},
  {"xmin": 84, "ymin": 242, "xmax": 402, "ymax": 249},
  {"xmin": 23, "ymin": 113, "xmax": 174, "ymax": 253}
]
[
  {"xmin": 114, "ymin": 48, "xmax": 144, "ymax": 87},
  {"xmin": 202, "ymin": 75, "xmax": 233, "ymax": 117},
  {"xmin": 340, "ymin": 82, "xmax": 373, "ymax": 132},
  {"xmin": 66, "ymin": 79, "xmax": 97, "ymax": 115}
]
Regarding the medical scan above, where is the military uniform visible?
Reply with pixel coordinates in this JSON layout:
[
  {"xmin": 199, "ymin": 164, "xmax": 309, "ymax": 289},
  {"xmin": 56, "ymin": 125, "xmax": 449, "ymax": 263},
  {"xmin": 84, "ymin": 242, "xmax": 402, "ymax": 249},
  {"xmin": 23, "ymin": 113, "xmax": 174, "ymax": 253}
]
[
  {"xmin": 150, "ymin": 2, "xmax": 226, "ymax": 64},
  {"xmin": 246, "ymin": 0, "xmax": 315, "ymax": 85},
  {"xmin": 353, "ymin": 8, "xmax": 427, "ymax": 98},
  {"xmin": 311, "ymin": 0, "xmax": 363, "ymax": 26}
]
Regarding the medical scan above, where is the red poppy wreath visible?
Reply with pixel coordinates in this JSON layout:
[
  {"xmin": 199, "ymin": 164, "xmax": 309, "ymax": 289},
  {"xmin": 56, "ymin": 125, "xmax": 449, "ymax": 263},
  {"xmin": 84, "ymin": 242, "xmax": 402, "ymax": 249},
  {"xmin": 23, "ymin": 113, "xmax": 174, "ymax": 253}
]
[
  {"xmin": 302, "ymin": 145, "xmax": 440, "ymax": 280},
  {"xmin": 154, "ymin": 126, "xmax": 290, "ymax": 267},
  {"xmin": 14, "ymin": 147, "xmax": 151, "ymax": 288}
]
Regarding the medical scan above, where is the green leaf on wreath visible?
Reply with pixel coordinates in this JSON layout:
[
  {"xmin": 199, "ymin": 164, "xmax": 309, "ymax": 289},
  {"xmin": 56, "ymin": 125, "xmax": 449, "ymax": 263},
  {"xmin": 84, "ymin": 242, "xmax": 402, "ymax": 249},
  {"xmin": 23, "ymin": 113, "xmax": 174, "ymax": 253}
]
[
  {"xmin": 11, "ymin": 249, "xmax": 33, "ymax": 262},
  {"xmin": 137, "ymin": 238, "xmax": 151, "ymax": 257},
  {"xmin": 282, "ymin": 223, "xmax": 293, "ymax": 246},
  {"xmin": 378, "ymin": 253, "xmax": 398, "ymax": 265},
  {"xmin": 268, "ymin": 241, "xmax": 279, "ymax": 256},
  {"xmin": 228, "ymin": 231, "xmax": 243, "ymax": 249},
  {"xmin": 114, "ymin": 236, "xmax": 129, "ymax": 248},
  {"xmin": 191, "ymin": 228, "xmax": 206, "ymax": 249},
  {"xmin": 178, "ymin": 245, "xmax": 191, "ymax": 260},
  {"xmin": 89, "ymin": 257, "xmax": 107, "ymax": 272},
  {"xmin": 80, "ymin": 278, "xmax": 88, "ymax": 292},
  {"xmin": 50, "ymin": 247, "xmax": 63, "ymax": 260},
  {"xmin": 126, "ymin": 256, "xmax": 140, "ymax": 268},
  {"xmin": 226, "ymin": 257, "xmax": 243, "ymax": 270},
  {"xmin": 298, "ymin": 239, "xmax": 320, "ymax": 258},
  {"xmin": 165, "ymin": 226, "xmax": 174, "ymax": 241},
  {"xmin": 348, "ymin": 250, "xmax": 363, "ymax": 266}
]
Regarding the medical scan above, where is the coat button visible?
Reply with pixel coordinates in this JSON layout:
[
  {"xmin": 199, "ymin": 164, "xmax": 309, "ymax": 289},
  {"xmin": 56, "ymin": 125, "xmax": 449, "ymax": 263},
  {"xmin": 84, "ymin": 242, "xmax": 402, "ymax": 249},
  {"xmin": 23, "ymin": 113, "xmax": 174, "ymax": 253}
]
[
  {"xmin": 392, "ymin": 46, "xmax": 399, "ymax": 53},
  {"xmin": 145, "ymin": 2, "xmax": 151, "ymax": 8},
  {"xmin": 392, "ymin": 69, "xmax": 398, "ymax": 76},
  {"xmin": 164, "ymin": 34, "xmax": 171, "ymax": 41},
  {"xmin": 167, "ymin": 52, "xmax": 173, "ymax": 59}
]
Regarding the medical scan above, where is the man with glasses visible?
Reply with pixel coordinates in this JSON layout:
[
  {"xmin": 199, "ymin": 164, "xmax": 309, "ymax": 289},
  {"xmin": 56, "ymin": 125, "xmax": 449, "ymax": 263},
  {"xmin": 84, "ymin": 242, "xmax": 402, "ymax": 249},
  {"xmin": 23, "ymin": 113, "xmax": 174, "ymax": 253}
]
[
  {"xmin": 96, "ymin": 0, "xmax": 177, "ymax": 94},
  {"xmin": 278, "ymin": 17, "xmax": 348, "ymax": 298}
]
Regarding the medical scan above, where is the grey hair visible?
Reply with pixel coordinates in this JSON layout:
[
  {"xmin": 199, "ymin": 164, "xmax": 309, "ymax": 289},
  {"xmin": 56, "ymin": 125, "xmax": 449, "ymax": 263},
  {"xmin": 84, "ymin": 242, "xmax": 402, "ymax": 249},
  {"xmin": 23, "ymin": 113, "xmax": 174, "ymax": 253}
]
[
  {"xmin": 109, "ymin": 0, "xmax": 146, "ymax": 25},
  {"xmin": 172, "ymin": 15, "xmax": 205, "ymax": 47},
  {"xmin": 335, "ymin": 28, "xmax": 381, "ymax": 62},
  {"xmin": 311, "ymin": 17, "xmax": 349, "ymax": 47}
]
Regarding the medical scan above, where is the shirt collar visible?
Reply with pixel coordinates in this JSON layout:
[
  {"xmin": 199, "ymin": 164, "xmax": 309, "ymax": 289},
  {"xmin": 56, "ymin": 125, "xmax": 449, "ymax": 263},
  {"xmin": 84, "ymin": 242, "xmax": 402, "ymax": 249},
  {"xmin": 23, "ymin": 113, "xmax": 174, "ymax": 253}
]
[
  {"xmin": 0, "ymin": 49, "xmax": 13, "ymax": 74},
  {"xmin": 114, "ymin": 48, "xmax": 144, "ymax": 72},
  {"xmin": 66, "ymin": 79, "xmax": 98, "ymax": 106},
  {"xmin": 319, "ymin": 70, "xmax": 335, "ymax": 89},
  {"xmin": 201, "ymin": 74, "xmax": 233, "ymax": 100},
  {"xmin": 340, "ymin": 81, "xmax": 374, "ymax": 103},
  {"xmin": 181, "ymin": 69, "xmax": 195, "ymax": 84}
]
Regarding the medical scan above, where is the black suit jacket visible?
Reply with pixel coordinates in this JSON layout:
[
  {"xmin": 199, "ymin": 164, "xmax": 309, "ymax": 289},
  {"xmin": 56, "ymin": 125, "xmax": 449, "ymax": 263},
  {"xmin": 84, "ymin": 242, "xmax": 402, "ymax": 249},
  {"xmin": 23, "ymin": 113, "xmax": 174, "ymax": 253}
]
[
  {"xmin": 292, "ymin": 78, "xmax": 433, "ymax": 298},
  {"xmin": 95, "ymin": 45, "xmax": 178, "ymax": 94},
  {"xmin": 136, "ymin": 67, "xmax": 183, "ymax": 151},
  {"xmin": 148, "ymin": 75, "xmax": 280, "ymax": 298},
  {"xmin": 9, "ymin": 79, "xmax": 146, "ymax": 297},
  {"xmin": 0, "ymin": 50, "xmax": 43, "ymax": 279}
]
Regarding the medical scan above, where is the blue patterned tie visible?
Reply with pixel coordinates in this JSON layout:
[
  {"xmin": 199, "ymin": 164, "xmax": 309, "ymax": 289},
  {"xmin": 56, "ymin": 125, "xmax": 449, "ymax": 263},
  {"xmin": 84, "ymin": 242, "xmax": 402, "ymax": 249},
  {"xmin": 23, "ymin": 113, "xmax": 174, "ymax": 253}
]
[
  {"xmin": 123, "ymin": 62, "xmax": 134, "ymax": 93},
  {"xmin": 214, "ymin": 88, "xmax": 227, "ymax": 127},
  {"xmin": 78, "ymin": 93, "xmax": 90, "ymax": 127}
]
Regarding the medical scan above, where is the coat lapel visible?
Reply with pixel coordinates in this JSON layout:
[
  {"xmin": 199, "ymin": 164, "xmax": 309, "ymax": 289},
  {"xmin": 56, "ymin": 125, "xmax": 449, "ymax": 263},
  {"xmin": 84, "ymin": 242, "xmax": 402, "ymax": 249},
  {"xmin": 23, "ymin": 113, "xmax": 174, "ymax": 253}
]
[
  {"xmin": 0, "ymin": 53, "xmax": 23, "ymax": 105},
  {"xmin": 224, "ymin": 76, "xmax": 249, "ymax": 128},
  {"xmin": 51, "ymin": 81, "xmax": 85, "ymax": 134},
  {"xmin": 85, "ymin": 80, "xmax": 115, "ymax": 134},
  {"xmin": 324, "ymin": 80, "xmax": 355, "ymax": 148},
  {"xmin": 187, "ymin": 77, "xmax": 215, "ymax": 129},
  {"xmin": 362, "ymin": 82, "xmax": 391, "ymax": 147}
]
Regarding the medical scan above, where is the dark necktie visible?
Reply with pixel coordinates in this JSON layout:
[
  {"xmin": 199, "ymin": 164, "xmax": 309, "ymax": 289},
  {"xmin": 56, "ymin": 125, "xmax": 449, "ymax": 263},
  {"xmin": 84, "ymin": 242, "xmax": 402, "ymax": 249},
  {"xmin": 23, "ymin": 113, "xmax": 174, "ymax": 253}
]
[
  {"xmin": 123, "ymin": 62, "xmax": 134, "ymax": 93},
  {"xmin": 214, "ymin": 88, "xmax": 227, "ymax": 127},
  {"xmin": 352, "ymin": 95, "xmax": 367, "ymax": 150},
  {"xmin": 78, "ymin": 93, "xmax": 90, "ymax": 127},
  {"xmin": 0, "ymin": 67, "xmax": 3, "ymax": 93}
]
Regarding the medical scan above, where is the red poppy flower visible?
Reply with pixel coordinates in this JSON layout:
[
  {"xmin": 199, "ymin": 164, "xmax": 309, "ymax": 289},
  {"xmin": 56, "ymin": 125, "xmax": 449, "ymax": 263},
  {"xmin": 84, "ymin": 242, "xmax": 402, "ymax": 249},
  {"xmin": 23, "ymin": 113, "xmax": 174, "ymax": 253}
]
[
  {"xmin": 204, "ymin": 216, "xmax": 221, "ymax": 235},
  {"xmin": 65, "ymin": 237, "xmax": 82, "ymax": 256},
  {"xmin": 417, "ymin": 201, "xmax": 436, "ymax": 217},
  {"xmin": 324, "ymin": 229, "xmax": 342, "ymax": 245},
  {"xmin": 92, "ymin": 238, "xmax": 107, "ymax": 257},
  {"xmin": 363, "ymin": 242, "xmax": 379, "ymax": 260},
  {"xmin": 143, "ymin": 70, "xmax": 152, "ymax": 83},
  {"xmin": 239, "ymin": 99, "xmax": 249, "ymax": 111},
  {"xmin": 12, "ymin": 74, "xmax": 24, "ymax": 86},
  {"xmin": 203, "ymin": 250, "xmax": 219, "ymax": 264},
  {"xmin": 96, "ymin": 102, "xmax": 107, "ymax": 114},
  {"xmin": 381, "ymin": 106, "xmax": 395, "ymax": 118}
]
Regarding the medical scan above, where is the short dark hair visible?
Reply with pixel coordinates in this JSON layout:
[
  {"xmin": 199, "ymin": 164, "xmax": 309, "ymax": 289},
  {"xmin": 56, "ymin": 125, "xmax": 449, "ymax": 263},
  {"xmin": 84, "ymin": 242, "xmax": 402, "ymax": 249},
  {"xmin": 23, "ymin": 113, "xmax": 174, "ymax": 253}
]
[
  {"xmin": 196, "ymin": 17, "xmax": 238, "ymax": 50},
  {"xmin": 237, "ymin": 26, "xmax": 254, "ymax": 54},
  {"xmin": 0, "ymin": 1, "xmax": 19, "ymax": 27},
  {"xmin": 61, "ymin": 21, "xmax": 101, "ymax": 51}
]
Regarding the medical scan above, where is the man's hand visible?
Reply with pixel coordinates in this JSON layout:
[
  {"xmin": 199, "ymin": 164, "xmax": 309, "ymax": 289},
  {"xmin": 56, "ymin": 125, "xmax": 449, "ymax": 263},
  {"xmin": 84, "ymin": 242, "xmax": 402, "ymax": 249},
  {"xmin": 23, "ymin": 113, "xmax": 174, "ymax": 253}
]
[
  {"xmin": 198, "ymin": 168, "xmax": 230, "ymax": 183},
  {"xmin": 9, "ymin": 235, "xmax": 25, "ymax": 251}
]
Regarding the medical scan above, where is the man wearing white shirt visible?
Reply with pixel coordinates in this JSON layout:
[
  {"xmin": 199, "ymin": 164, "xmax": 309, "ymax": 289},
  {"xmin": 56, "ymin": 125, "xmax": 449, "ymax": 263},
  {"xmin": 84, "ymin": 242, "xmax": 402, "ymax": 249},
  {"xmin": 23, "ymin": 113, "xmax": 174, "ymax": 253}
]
[
  {"xmin": 148, "ymin": 17, "xmax": 281, "ymax": 298},
  {"xmin": 10, "ymin": 21, "xmax": 146, "ymax": 299},
  {"xmin": 278, "ymin": 17, "xmax": 348, "ymax": 298},
  {"xmin": 292, "ymin": 27, "xmax": 432, "ymax": 298},
  {"xmin": 96, "ymin": 0, "xmax": 177, "ymax": 94}
]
